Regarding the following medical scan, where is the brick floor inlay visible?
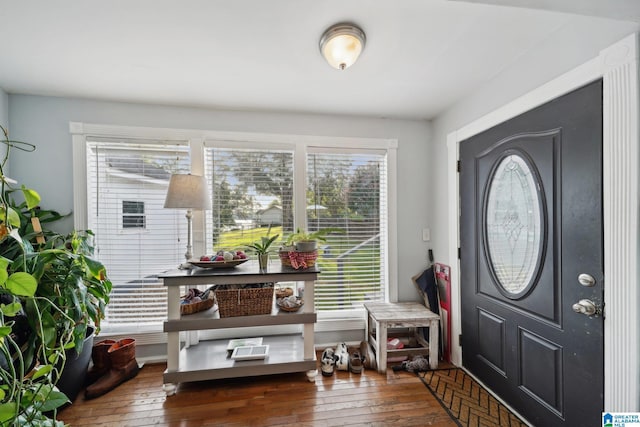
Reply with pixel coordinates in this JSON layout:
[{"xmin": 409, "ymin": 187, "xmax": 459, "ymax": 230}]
[{"xmin": 419, "ymin": 368, "xmax": 529, "ymax": 427}]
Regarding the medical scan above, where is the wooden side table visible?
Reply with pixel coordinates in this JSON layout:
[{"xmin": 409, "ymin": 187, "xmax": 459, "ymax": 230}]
[{"xmin": 364, "ymin": 302, "xmax": 440, "ymax": 372}]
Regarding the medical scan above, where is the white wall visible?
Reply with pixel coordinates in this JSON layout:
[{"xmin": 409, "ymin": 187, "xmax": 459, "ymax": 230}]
[
  {"xmin": 429, "ymin": 26, "xmax": 639, "ymax": 272},
  {"xmin": 7, "ymin": 94, "xmax": 432, "ymax": 303}
]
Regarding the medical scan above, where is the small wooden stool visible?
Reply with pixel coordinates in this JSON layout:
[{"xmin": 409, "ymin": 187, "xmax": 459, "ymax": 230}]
[{"xmin": 364, "ymin": 302, "xmax": 440, "ymax": 372}]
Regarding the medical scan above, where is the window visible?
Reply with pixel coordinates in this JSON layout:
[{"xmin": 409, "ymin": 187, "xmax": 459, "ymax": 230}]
[
  {"xmin": 73, "ymin": 123, "xmax": 396, "ymax": 335},
  {"xmin": 122, "ymin": 200, "xmax": 146, "ymax": 229},
  {"xmin": 204, "ymin": 147, "xmax": 295, "ymax": 250},
  {"xmin": 203, "ymin": 143, "xmax": 389, "ymax": 315},
  {"xmin": 85, "ymin": 138, "xmax": 190, "ymax": 331},
  {"xmin": 307, "ymin": 150, "xmax": 388, "ymax": 311}
]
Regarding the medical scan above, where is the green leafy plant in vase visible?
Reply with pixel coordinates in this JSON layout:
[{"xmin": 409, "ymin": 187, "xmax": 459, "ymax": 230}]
[{"xmin": 245, "ymin": 234, "xmax": 280, "ymax": 272}]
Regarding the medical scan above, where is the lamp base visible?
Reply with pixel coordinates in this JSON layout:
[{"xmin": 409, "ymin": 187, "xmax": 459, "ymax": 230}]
[{"xmin": 178, "ymin": 262, "xmax": 194, "ymax": 270}]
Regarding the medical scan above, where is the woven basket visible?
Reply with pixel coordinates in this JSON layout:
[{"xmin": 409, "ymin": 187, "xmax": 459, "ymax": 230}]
[
  {"xmin": 180, "ymin": 292, "xmax": 215, "ymax": 315},
  {"xmin": 215, "ymin": 285, "xmax": 274, "ymax": 318},
  {"xmin": 279, "ymin": 250, "xmax": 318, "ymax": 269},
  {"xmin": 275, "ymin": 287, "xmax": 294, "ymax": 298},
  {"xmin": 277, "ymin": 298, "xmax": 304, "ymax": 312}
]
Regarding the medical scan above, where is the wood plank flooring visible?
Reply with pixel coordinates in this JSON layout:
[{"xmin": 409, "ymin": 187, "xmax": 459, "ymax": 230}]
[{"xmin": 58, "ymin": 360, "xmax": 458, "ymax": 426}]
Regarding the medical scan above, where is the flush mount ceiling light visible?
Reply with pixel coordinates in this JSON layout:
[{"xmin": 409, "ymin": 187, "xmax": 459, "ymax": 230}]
[{"xmin": 319, "ymin": 23, "xmax": 366, "ymax": 70}]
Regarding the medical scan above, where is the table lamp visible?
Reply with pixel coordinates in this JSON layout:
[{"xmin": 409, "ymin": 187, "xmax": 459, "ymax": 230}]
[{"xmin": 164, "ymin": 174, "xmax": 211, "ymax": 266}]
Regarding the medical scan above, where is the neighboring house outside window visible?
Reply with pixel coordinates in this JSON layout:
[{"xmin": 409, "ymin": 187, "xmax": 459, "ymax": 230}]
[{"xmin": 122, "ymin": 200, "xmax": 145, "ymax": 229}]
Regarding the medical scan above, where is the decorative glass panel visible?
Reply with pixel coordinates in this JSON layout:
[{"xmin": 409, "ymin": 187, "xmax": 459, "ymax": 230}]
[{"xmin": 486, "ymin": 154, "xmax": 541, "ymax": 295}]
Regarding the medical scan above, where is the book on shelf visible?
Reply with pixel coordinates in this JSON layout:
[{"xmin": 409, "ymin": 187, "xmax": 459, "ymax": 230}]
[
  {"xmin": 226, "ymin": 337, "xmax": 263, "ymax": 356},
  {"xmin": 231, "ymin": 345, "xmax": 269, "ymax": 361}
]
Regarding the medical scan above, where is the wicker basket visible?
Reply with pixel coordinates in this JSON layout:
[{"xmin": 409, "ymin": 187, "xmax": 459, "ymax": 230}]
[
  {"xmin": 215, "ymin": 285, "xmax": 274, "ymax": 318},
  {"xmin": 180, "ymin": 292, "xmax": 216, "ymax": 315},
  {"xmin": 275, "ymin": 287, "xmax": 294, "ymax": 298},
  {"xmin": 277, "ymin": 298, "xmax": 304, "ymax": 312},
  {"xmin": 279, "ymin": 250, "xmax": 318, "ymax": 269}
]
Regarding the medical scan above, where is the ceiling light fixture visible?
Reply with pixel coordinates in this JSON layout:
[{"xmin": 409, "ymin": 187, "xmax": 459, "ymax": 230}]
[{"xmin": 319, "ymin": 23, "xmax": 366, "ymax": 70}]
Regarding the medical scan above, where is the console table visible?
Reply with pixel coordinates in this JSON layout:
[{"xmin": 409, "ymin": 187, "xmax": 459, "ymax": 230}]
[{"xmin": 160, "ymin": 261, "xmax": 319, "ymax": 395}]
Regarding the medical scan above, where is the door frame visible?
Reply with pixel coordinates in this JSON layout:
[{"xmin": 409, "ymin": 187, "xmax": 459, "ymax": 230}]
[{"xmin": 447, "ymin": 33, "xmax": 640, "ymax": 411}]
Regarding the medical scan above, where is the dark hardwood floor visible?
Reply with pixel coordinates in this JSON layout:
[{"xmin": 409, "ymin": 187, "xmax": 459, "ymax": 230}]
[{"xmin": 57, "ymin": 357, "xmax": 457, "ymax": 426}]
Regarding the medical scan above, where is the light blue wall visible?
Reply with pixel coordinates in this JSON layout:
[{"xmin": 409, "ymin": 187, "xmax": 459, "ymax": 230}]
[
  {"xmin": 0, "ymin": 88, "xmax": 8, "ymax": 177},
  {"xmin": 0, "ymin": 88, "xmax": 7, "ymax": 128},
  {"xmin": 8, "ymin": 94, "xmax": 432, "ymax": 303}
]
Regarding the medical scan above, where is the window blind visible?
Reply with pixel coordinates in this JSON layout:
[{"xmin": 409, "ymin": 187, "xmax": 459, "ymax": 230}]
[
  {"xmin": 307, "ymin": 151, "xmax": 388, "ymax": 311},
  {"xmin": 203, "ymin": 146, "xmax": 295, "ymax": 253},
  {"xmin": 86, "ymin": 139, "xmax": 190, "ymax": 331}
]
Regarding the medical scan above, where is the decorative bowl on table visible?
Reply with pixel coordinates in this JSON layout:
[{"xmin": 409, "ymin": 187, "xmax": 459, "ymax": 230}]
[
  {"xmin": 277, "ymin": 295, "xmax": 304, "ymax": 312},
  {"xmin": 189, "ymin": 250, "xmax": 248, "ymax": 268},
  {"xmin": 189, "ymin": 259, "xmax": 248, "ymax": 269}
]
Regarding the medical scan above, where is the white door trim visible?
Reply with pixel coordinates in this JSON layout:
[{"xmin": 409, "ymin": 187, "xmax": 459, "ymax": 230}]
[{"xmin": 447, "ymin": 32, "xmax": 640, "ymax": 411}]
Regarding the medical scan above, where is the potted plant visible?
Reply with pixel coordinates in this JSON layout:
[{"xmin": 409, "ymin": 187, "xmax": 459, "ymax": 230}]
[
  {"xmin": 284, "ymin": 227, "xmax": 344, "ymax": 252},
  {"xmin": 245, "ymin": 234, "xmax": 279, "ymax": 272},
  {"xmin": 0, "ymin": 125, "xmax": 112, "ymax": 425}
]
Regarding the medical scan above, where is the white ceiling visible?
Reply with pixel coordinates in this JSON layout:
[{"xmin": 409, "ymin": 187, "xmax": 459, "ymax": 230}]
[{"xmin": 0, "ymin": 0, "xmax": 638, "ymax": 120}]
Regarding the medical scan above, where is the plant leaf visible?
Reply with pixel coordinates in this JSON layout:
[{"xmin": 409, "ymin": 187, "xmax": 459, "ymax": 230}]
[
  {"xmin": 0, "ymin": 301, "xmax": 22, "ymax": 317},
  {"xmin": 21, "ymin": 186, "xmax": 41, "ymax": 210},
  {"xmin": 31, "ymin": 364, "xmax": 53, "ymax": 381},
  {"xmin": 0, "ymin": 402, "xmax": 17, "ymax": 424},
  {"xmin": 5, "ymin": 272, "xmax": 37, "ymax": 296},
  {"xmin": 5, "ymin": 206, "xmax": 20, "ymax": 227},
  {"xmin": 37, "ymin": 390, "xmax": 70, "ymax": 412},
  {"xmin": 0, "ymin": 325, "xmax": 11, "ymax": 338}
]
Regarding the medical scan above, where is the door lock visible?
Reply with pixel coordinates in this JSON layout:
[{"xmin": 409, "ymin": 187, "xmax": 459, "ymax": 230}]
[
  {"xmin": 572, "ymin": 299, "xmax": 599, "ymax": 316},
  {"xmin": 578, "ymin": 273, "xmax": 596, "ymax": 287}
]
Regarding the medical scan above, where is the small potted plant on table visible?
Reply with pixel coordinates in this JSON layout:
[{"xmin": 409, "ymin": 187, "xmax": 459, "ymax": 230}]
[
  {"xmin": 245, "ymin": 234, "xmax": 279, "ymax": 272},
  {"xmin": 284, "ymin": 227, "xmax": 344, "ymax": 252}
]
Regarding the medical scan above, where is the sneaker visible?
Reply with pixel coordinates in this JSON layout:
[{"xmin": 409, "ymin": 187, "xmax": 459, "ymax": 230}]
[
  {"xmin": 335, "ymin": 342, "xmax": 349, "ymax": 371},
  {"xmin": 360, "ymin": 340, "xmax": 376, "ymax": 370},
  {"xmin": 321, "ymin": 348, "xmax": 337, "ymax": 377},
  {"xmin": 349, "ymin": 351, "xmax": 364, "ymax": 374}
]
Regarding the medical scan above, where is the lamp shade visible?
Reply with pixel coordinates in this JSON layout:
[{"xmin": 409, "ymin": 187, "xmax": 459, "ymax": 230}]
[
  {"xmin": 164, "ymin": 174, "xmax": 211, "ymax": 210},
  {"xmin": 320, "ymin": 23, "xmax": 366, "ymax": 70}
]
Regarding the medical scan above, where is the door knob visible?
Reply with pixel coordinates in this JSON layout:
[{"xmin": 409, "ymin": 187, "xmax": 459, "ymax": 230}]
[{"xmin": 572, "ymin": 299, "xmax": 598, "ymax": 316}]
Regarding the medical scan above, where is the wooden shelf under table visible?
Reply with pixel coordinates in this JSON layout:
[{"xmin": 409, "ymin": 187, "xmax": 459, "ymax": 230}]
[{"xmin": 163, "ymin": 334, "xmax": 316, "ymax": 384}]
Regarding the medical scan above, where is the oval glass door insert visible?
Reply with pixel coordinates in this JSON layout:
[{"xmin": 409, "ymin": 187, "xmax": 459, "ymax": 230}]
[{"xmin": 485, "ymin": 153, "xmax": 542, "ymax": 296}]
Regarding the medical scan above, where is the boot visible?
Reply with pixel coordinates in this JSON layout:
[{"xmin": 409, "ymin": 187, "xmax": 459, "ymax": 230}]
[
  {"xmin": 85, "ymin": 339, "xmax": 116, "ymax": 385},
  {"xmin": 85, "ymin": 338, "xmax": 140, "ymax": 399}
]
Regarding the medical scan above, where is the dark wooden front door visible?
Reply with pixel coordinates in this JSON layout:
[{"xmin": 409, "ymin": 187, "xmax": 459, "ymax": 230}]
[{"xmin": 460, "ymin": 80, "xmax": 603, "ymax": 427}]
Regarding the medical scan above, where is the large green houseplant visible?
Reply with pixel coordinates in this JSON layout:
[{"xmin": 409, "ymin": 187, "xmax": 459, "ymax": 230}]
[{"xmin": 0, "ymin": 125, "xmax": 112, "ymax": 425}]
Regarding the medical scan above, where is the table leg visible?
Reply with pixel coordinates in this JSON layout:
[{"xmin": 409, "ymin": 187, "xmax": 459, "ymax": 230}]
[
  {"xmin": 166, "ymin": 286, "xmax": 181, "ymax": 373},
  {"xmin": 377, "ymin": 320, "xmax": 387, "ymax": 374},
  {"xmin": 303, "ymin": 279, "xmax": 315, "ymax": 360},
  {"xmin": 428, "ymin": 319, "xmax": 439, "ymax": 369}
]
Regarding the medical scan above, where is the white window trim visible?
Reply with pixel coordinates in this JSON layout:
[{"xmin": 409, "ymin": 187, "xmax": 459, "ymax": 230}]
[{"xmin": 70, "ymin": 122, "xmax": 399, "ymax": 333}]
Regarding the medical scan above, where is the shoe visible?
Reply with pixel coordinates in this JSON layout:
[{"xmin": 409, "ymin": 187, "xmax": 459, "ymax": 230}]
[
  {"xmin": 321, "ymin": 348, "xmax": 337, "ymax": 377},
  {"xmin": 335, "ymin": 342, "xmax": 349, "ymax": 371},
  {"xmin": 349, "ymin": 351, "xmax": 363, "ymax": 374},
  {"xmin": 85, "ymin": 339, "xmax": 116, "ymax": 385},
  {"xmin": 360, "ymin": 341, "xmax": 376, "ymax": 370},
  {"xmin": 85, "ymin": 338, "xmax": 140, "ymax": 399}
]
